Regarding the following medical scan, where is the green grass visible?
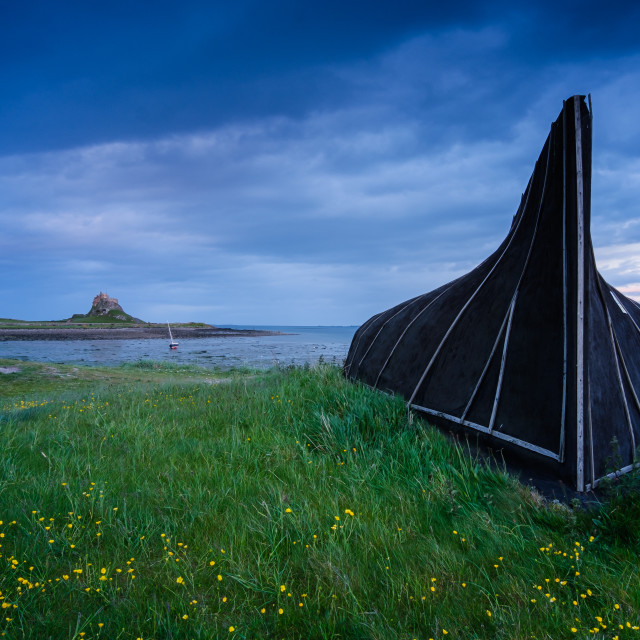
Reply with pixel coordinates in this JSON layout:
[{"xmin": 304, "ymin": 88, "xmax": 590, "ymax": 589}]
[
  {"xmin": 68, "ymin": 310, "xmax": 142, "ymax": 324},
  {"xmin": 0, "ymin": 359, "xmax": 245, "ymax": 397},
  {"xmin": 0, "ymin": 362, "xmax": 638, "ymax": 639},
  {"xmin": 0, "ymin": 318, "xmax": 210, "ymax": 329}
]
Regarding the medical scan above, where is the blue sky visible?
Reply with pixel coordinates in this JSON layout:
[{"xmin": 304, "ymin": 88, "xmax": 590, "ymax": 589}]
[{"xmin": 2, "ymin": 1, "xmax": 640, "ymax": 325}]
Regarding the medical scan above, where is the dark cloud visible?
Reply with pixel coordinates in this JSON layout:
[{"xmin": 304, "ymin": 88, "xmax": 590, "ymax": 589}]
[
  {"xmin": 5, "ymin": 0, "xmax": 636, "ymax": 154},
  {"xmin": 1, "ymin": 1, "xmax": 491, "ymax": 153}
]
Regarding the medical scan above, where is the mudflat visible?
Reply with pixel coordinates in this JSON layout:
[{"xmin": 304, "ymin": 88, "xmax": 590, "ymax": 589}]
[{"xmin": 0, "ymin": 326, "xmax": 284, "ymax": 341}]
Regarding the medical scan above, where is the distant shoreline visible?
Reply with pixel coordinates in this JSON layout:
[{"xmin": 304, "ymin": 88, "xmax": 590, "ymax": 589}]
[{"xmin": 0, "ymin": 326, "xmax": 287, "ymax": 341}]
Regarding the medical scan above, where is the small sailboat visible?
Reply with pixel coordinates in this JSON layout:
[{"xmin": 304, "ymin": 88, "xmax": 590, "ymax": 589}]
[{"xmin": 167, "ymin": 322, "xmax": 178, "ymax": 349}]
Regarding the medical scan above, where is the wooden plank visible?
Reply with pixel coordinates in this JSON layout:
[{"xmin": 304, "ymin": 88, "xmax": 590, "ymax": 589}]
[{"xmin": 574, "ymin": 96, "xmax": 585, "ymax": 492}]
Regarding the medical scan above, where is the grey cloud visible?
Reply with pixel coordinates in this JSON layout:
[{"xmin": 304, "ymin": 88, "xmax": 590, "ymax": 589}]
[{"xmin": 2, "ymin": 25, "xmax": 640, "ymax": 323}]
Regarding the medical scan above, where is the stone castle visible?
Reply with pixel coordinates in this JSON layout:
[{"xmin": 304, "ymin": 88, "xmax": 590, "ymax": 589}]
[{"xmin": 89, "ymin": 292, "xmax": 124, "ymax": 316}]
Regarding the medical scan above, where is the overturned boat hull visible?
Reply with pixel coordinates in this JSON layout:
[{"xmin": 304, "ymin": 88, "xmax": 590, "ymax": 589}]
[{"xmin": 345, "ymin": 95, "xmax": 640, "ymax": 491}]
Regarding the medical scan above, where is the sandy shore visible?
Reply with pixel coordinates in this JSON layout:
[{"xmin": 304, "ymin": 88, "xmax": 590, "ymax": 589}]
[{"xmin": 0, "ymin": 326, "xmax": 285, "ymax": 341}]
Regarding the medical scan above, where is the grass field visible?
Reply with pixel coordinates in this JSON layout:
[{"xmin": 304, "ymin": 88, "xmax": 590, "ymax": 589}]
[{"xmin": 0, "ymin": 358, "xmax": 638, "ymax": 639}]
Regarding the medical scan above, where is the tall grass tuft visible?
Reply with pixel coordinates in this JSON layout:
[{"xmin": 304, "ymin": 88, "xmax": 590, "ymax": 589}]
[{"xmin": 0, "ymin": 363, "xmax": 638, "ymax": 638}]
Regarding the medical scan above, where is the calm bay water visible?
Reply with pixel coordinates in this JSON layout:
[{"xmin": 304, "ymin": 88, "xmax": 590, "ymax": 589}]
[{"xmin": 0, "ymin": 326, "xmax": 358, "ymax": 370}]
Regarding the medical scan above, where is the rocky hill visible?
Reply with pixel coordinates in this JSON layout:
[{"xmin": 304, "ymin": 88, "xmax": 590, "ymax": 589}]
[{"xmin": 69, "ymin": 292, "xmax": 144, "ymax": 323}]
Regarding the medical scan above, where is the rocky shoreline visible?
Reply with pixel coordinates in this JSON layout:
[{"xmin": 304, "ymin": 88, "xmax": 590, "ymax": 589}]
[{"xmin": 0, "ymin": 326, "xmax": 286, "ymax": 341}]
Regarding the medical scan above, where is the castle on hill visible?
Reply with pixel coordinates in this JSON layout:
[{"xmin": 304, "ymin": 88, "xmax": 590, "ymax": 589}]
[
  {"xmin": 92, "ymin": 291, "xmax": 120, "ymax": 307},
  {"xmin": 89, "ymin": 292, "xmax": 124, "ymax": 316}
]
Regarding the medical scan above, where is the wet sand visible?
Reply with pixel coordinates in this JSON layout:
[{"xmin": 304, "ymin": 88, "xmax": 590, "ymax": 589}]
[{"xmin": 0, "ymin": 326, "xmax": 285, "ymax": 341}]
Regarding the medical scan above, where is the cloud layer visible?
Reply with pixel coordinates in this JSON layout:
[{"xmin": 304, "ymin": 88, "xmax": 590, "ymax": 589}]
[{"xmin": 1, "ymin": 4, "xmax": 639, "ymax": 324}]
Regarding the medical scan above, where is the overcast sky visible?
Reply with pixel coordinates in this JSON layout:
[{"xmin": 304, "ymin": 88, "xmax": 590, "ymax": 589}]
[{"xmin": 2, "ymin": 1, "xmax": 639, "ymax": 325}]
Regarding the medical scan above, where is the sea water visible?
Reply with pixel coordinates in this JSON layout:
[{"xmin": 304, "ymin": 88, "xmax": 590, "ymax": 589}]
[{"xmin": 0, "ymin": 326, "xmax": 358, "ymax": 370}]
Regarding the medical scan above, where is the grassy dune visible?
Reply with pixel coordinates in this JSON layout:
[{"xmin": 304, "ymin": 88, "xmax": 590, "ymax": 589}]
[{"xmin": 0, "ymin": 360, "xmax": 638, "ymax": 639}]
